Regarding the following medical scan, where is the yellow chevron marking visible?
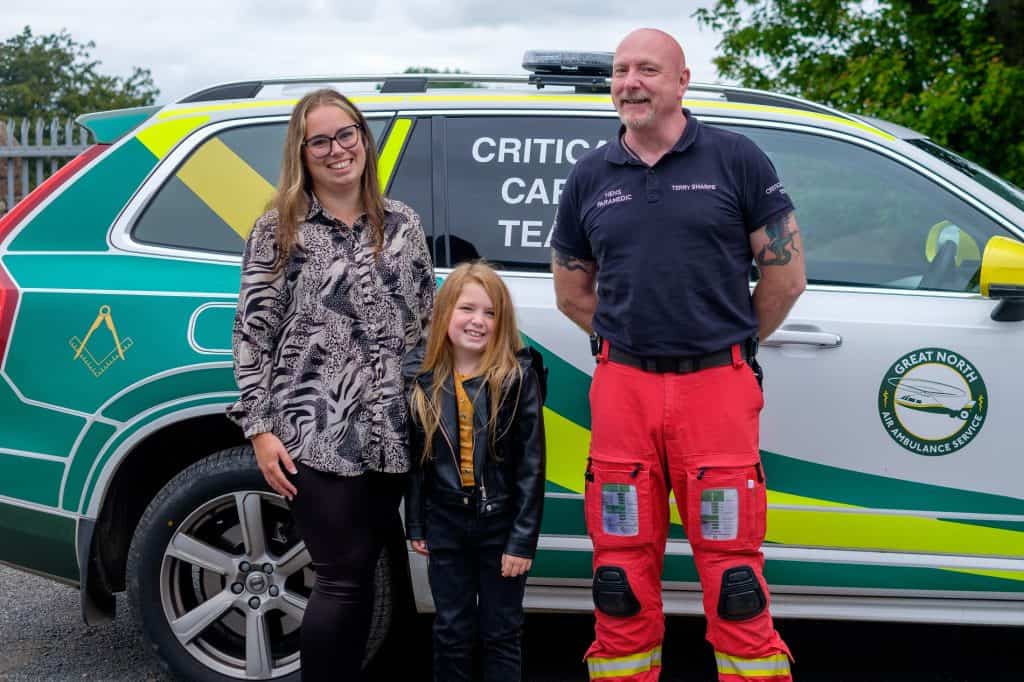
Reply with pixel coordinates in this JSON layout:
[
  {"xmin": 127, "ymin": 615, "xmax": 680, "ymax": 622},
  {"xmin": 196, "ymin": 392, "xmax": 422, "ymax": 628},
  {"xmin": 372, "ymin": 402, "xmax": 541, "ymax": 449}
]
[
  {"xmin": 543, "ymin": 407, "xmax": 590, "ymax": 494},
  {"xmin": 539, "ymin": 408, "xmax": 1023, "ymax": 582},
  {"xmin": 690, "ymin": 99, "xmax": 893, "ymax": 139},
  {"xmin": 155, "ymin": 93, "xmax": 888, "ymax": 140},
  {"xmin": 378, "ymin": 118, "xmax": 412, "ymax": 191},
  {"xmin": 175, "ymin": 137, "xmax": 275, "ymax": 238},
  {"xmin": 136, "ymin": 115, "xmax": 211, "ymax": 159},
  {"xmin": 943, "ymin": 568, "xmax": 1024, "ymax": 583},
  {"xmin": 765, "ymin": 491, "xmax": 1024, "ymax": 557}
]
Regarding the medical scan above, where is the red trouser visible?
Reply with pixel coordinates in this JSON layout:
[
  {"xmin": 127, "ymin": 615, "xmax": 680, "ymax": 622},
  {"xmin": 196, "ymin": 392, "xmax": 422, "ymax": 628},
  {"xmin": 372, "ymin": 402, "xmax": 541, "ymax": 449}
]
[{"xmin": 584, "ymin": 344, "xmax": 792, "ymax": 681}]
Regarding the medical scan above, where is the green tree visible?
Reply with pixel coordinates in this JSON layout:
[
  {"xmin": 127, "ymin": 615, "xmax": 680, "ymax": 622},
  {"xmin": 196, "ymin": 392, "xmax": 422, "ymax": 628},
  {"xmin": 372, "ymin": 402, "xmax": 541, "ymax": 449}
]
[
  {"xmin": 0, "ymin": 26, "xmax": 159, "ymax": 119},
  {"xmin": 401, "ymin": 66, "xmax": 480, "ymax": 88},
  {"xmin": 694, "ymin": 0, "xmax": 1024, "ymax": 185}
]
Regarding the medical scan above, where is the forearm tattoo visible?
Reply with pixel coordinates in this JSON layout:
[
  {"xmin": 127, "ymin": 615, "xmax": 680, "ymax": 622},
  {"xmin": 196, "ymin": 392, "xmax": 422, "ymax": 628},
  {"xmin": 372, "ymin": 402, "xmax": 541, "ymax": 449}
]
[
  {"xmin": 756, "ymin": 212, "xmax": 799, "ymax": 266},
  {"xmin": 553, "ymin": 250, "xmax": 596, "ymax": 274}
]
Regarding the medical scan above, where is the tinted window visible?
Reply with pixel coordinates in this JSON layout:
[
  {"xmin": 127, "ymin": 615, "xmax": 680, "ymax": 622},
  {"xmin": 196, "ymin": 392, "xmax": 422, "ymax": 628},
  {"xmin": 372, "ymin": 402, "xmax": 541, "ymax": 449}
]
[
  {"xmin": 132, "ymin": 118, "xmax": 389, "ymax": 254},
  {"xmin": 387, "ymin": 118, "xmax": 432, "ymax": 235},
  {"xmin": 728, "ymin": 126, "xmax": 1011, "ymax": 292},
  {"xmin": 444, "ymin": 116, "xmax": 620, "ymax": 270}
]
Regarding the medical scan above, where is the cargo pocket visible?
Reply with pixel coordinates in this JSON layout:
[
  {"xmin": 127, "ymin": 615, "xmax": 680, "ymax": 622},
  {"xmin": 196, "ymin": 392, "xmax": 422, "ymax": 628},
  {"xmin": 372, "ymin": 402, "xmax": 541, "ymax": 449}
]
[
  {"xmin": 584, "ymin": 454, "xmax": 654, "ymax": 548},
  {"xmin": 684, "ymin": 463, "xmax": 766, "ymax": 553}
]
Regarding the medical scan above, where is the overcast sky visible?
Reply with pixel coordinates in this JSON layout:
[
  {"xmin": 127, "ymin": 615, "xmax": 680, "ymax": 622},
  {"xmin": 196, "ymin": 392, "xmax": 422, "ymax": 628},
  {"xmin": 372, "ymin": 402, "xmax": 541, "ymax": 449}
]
[{"xmin": 8, "ymin": 0, "xmax": 725, "ymax": 104}]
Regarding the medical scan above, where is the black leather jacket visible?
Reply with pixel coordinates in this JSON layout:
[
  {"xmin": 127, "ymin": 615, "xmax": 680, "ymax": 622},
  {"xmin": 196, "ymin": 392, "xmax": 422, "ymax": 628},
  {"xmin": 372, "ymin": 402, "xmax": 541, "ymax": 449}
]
[{"xmin": 405, "ymin": 347, "xmax": 546, "ymax": 559}]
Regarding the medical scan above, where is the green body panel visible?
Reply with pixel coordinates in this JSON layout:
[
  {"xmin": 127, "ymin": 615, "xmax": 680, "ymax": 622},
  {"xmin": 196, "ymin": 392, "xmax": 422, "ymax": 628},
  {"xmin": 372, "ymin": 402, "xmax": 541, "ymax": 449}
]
[
  {"xmin": 61, "ymin": 422, "xmax": 117, "ymax": 512},
  {"xmin": 81, "ymin": 396, "xmax": 234, "ymax": 513},
  {"xmin": 77, "ymin": 106, "xmax": 161, "ymax": 144},
  {"xmin": 523, "ymin": 333, "xmax": 591, "ymax": 430},
  {"xmin": 6, "ymin": 291, "xmax": 235, "ymax": 412},
  {"xmin": 0, "ymin": 502, "xmax": 78, "ymax": 581},
  {"xmin": 762, "ymin": 450, "xmax": 1024, "ymax": 516},
  {"xmin": 0, "ymin": 378, "xmax": 83, "ymax": 456},
  {"xmin": 0, "ymin": 455, "xmax": 64, "ymax": 507},
  {"xmin": 103, "ymin": 366, "xmax": 236, "ymax": 422},
  {"xmin": 3, "ymin": 255, "xmax": 241, "ymax": 294},
  {"xmin": 8, "ymin": 139, "xmax": 157, "ymax": 251},
  {"xmin": 534, "ymin": 549, "xmax": 1024, "ymax": 594}
]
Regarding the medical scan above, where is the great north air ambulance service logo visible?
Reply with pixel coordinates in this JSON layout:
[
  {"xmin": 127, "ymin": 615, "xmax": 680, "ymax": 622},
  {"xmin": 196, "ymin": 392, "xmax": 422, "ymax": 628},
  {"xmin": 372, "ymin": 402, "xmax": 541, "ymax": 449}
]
[{"xmin": 878, "ymin": 348, "xmax": 987, "ymax": 456}]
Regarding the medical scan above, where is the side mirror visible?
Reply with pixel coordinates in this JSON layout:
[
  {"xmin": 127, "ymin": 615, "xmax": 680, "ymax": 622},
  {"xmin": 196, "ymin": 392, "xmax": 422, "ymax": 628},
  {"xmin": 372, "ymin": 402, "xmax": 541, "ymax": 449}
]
[{"xmin": 980, "ymin": 236, "xmax": 1024, "ymax": 322}]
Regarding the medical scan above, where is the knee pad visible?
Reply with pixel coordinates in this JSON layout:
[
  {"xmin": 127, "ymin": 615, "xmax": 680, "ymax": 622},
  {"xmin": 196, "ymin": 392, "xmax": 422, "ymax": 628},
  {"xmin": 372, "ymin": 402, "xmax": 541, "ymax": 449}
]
[
  {"xmin": 717, "ymin": 565, "xmax": 766, "ymax": 621},
  {"xmin": 592, "ymin": 566, "xmax": 640, "ymax": 618}
]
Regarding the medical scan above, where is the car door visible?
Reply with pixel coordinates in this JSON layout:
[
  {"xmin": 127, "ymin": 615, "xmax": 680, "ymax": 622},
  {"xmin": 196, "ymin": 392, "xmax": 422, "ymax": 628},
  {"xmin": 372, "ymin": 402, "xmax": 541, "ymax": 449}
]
[
  {"xmin": 433, "ymin": 110, "xmax": 622, "ymax": 594},
  {"xmin": 729, "ymin": 122, "xmax": 1024, "ymax": 596}
]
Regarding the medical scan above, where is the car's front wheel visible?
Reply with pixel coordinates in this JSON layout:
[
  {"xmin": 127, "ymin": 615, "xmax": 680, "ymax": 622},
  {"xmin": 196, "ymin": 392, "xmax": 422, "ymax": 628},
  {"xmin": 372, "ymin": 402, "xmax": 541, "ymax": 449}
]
[{"xmin": 126, "ymin": 446, "xmax": 395, "ymax": 680}]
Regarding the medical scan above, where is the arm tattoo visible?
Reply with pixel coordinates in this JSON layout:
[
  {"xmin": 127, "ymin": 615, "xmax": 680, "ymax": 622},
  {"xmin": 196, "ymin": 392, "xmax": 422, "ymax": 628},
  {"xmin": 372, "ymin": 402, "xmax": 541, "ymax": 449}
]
[
  {"xmin": 553, "ymin": 250, "xmax": 596, "ymax": 274},
  {"xmin": 756, "ymin": 212, "xmax": 799, "ymax": 266}
]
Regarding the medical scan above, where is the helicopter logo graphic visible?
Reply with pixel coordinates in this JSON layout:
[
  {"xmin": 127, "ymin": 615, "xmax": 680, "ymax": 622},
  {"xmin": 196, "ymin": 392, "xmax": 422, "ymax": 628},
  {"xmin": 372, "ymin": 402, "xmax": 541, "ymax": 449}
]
[{"xmin": 878, "ymin": 348, "xmax": 987, "ymax": 456}]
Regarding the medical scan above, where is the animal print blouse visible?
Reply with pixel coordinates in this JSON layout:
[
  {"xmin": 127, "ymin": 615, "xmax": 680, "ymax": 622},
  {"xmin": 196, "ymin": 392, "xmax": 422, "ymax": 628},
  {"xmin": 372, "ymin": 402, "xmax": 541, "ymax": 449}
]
[{"xmin": 228, "ymin": 196, "xmax": 435, "ymax": 476}]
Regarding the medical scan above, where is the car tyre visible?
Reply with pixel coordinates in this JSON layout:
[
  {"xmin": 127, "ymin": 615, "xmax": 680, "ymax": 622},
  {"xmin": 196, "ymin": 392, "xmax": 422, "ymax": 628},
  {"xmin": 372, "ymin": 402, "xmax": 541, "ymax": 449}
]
[{"xmin": 126, "ymin": 445, "xmax": 396, "ymax": 680}]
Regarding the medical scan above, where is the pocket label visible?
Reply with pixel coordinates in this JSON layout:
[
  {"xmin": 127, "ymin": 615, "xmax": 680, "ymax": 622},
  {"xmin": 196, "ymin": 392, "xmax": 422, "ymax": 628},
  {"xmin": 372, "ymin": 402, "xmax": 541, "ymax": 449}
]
[
  {"xmin": 602, "ymin": 483, "xmax": 639, "ymax": 536},
  {"xmin": 700, "ymin": 487, "xmax": 739, "ymax": 541}
]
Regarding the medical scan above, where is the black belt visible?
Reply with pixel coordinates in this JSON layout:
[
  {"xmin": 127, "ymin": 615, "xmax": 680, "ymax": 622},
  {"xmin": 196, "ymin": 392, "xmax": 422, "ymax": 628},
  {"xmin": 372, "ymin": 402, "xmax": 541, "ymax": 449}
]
[{"xmin": 606, "ymin": 341, "xmax": 754, "ymax": 374}]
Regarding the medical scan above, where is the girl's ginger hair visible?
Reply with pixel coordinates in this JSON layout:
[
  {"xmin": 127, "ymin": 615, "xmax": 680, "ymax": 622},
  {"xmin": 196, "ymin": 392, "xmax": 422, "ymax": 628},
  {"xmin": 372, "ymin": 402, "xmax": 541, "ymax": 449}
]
[
  {"xmin": 411, "ymin": 261, "xmax": 524, "ymax": 462},
  {"xmin": 271, "ymin": 88, "xmax": 385, "ymax": 268}
]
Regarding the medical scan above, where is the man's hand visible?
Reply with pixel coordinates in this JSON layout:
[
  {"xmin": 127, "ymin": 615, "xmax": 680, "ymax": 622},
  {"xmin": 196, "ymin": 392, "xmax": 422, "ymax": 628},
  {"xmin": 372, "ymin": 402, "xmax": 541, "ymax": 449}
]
[
  {"xmin": 750, "ymin": 211, "xmax": 806, "ymax": 340},
  {"xmin": 411, "ymin": 539, "xmax": 429, "ymax": 556},
  {"xmin": 252, "ymin": 432, "xmax": 298, "ymax": 501},
  {"xmin": 501, "ymin": 553, "xmax": 532, "ymax": 578}
]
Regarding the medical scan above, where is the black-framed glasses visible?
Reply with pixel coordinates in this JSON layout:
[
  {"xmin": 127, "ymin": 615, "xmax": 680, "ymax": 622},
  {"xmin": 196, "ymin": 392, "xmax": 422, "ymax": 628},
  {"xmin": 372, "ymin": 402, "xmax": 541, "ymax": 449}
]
[{"xmin": 302, "ymin": 124, "xmax": 362, "ymax": 158}]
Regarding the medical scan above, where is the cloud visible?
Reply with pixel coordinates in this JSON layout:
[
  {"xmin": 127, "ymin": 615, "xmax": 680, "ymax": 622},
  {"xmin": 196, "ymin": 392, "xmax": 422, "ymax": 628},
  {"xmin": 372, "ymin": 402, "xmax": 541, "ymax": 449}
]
[{"xmin": 5, "ymin": 0, "xmax": 726, "ymax": 106}]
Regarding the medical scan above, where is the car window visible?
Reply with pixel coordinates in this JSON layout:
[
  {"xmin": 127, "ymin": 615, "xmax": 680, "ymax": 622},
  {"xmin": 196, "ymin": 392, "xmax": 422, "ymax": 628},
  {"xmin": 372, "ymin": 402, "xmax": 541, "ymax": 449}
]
[
  {"xmin": 131, "ymin": 119, "xmax": 389, "ymax": 255},
  {"xmin": 727, "ymin": 126, "xmax": 1013, "ymax": 293},
  {"xmin": 443, "ymin": 115, "xmax": 620, "ymax": 271},
  {"xmin": 387, "ymin": 117, "xmax": 433, "ymax": 236}
]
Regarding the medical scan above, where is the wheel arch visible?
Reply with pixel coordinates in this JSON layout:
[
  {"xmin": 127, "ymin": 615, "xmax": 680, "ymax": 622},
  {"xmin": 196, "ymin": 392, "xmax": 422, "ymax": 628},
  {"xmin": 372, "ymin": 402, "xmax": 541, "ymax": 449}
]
[{"xmin": 78, "ymin": 407, "xmax": 246, "ymax": 624}]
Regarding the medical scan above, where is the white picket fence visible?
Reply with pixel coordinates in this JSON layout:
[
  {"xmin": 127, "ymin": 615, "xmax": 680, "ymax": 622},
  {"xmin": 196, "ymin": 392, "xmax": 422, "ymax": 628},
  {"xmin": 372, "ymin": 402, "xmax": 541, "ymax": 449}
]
[{"xmin": 0, "ymin": 117, "xmax": 92, "ymax": 214}]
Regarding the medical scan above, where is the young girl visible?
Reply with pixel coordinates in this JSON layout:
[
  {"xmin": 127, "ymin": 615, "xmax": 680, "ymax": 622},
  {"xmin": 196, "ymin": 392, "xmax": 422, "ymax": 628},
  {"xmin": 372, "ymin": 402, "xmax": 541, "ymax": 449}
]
[{"xmin": 405, "ymin": 261, "xmax": 546, "ymax": 682}]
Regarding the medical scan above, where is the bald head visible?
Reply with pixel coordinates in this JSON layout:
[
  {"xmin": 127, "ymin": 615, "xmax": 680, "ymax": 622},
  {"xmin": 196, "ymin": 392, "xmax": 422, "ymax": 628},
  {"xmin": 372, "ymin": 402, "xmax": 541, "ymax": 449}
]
[
  {"xmin": 615, "ymin": 28, "xmax": 687, "ymax": 75},
  {"xmin": 611, "ymin": 28, "xmax": 690, "ymax": 134}
]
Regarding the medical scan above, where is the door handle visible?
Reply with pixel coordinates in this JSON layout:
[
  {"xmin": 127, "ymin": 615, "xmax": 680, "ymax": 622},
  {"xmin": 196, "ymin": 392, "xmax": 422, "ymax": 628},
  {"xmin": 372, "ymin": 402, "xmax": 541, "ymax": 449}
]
[{"xmin": 762, "ymin": 327, "xmax": 842, "ymax": 348}]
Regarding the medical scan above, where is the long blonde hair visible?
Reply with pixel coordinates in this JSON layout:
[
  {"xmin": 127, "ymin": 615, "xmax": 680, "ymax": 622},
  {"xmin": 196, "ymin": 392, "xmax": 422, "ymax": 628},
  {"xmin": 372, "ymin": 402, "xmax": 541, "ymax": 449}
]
[
  {"xmin": 411, "ymin": 261, "xmax": 524, "ymax": 462},
  {"xmin": 271, "ymin": 88, "xmax": 386, "ymax": 268}
]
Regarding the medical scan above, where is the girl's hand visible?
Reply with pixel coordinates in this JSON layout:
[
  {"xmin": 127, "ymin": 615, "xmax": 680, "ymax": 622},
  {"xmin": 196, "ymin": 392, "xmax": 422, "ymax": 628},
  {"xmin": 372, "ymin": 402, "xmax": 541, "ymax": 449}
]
[
  {"xmin": 501, "ymin": 554, "xmax": 532, "ymax": 578},
  {"xmin": 411, "ymin": 539, "xmax": 429, "ymax": 556},
  {"xmin": 252, "ymin": 432, "xmax": 298, "ymax": 501}
]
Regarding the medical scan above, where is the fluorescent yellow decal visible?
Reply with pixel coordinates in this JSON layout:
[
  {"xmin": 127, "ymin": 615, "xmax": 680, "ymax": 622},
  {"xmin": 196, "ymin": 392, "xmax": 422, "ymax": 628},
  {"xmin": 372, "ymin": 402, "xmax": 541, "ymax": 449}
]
[
  {"xmin": 69, "ymin": 305, "xmax": 134, "ymax": 377},
  {"xmin": 543, "ymin": 407, "xmax": 590, "ymax": 493},
  {"xmin": 136, "ymin": 115, "xmax": 211, "ymax": 159},
  {"xmin": 175, "ymin": 138, "xmax": 275, "ymax": 239},
  {"xmin": 378, "ymin": 118, "xmax": 412, "ymax": 191}
]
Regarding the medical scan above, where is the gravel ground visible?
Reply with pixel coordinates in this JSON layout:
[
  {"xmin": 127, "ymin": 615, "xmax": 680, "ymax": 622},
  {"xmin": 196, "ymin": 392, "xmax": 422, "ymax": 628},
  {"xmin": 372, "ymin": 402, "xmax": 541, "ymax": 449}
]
[
  {"xmin": 4, "ymin": 560, "xmax": 1022, "ymax": 681},
  {"xmin": 0, "ymin": 564, "xmax": 170, "ymax": 681}
]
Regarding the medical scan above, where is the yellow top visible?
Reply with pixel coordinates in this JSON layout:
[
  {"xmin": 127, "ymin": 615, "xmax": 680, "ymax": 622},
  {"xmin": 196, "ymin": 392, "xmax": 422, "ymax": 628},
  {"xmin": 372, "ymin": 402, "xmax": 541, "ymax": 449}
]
[{"xmin": 454, "ymin": 372, "xmax": 475, "ymax": 487}]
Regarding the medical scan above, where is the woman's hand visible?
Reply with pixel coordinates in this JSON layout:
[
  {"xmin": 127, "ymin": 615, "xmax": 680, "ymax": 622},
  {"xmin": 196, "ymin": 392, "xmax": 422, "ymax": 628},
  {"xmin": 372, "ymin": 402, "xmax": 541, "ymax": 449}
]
[
  {"xmin": 501, "ymin": 554, "xmax": 532, "ymax": 578},
  {"xmin": 252, "ymin": 432, "xmax": 298, "ymax": 501},
  {"xmin": 411, "ymin": 540, "xmax": 429, "ymax": 556}
]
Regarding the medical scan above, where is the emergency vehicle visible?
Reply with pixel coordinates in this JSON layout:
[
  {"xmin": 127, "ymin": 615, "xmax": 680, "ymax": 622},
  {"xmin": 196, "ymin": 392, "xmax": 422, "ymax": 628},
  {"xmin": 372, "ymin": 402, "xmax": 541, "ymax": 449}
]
[{"xmin": 1, "ymin": 51, "xmax": 1023, "ymax": 680}]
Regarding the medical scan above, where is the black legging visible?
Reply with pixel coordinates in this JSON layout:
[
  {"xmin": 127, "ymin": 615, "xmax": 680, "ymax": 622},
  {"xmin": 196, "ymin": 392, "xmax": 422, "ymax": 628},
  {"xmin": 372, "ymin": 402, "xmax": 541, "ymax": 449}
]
[{"xmin": 286, "ymin": 462, "xmax": 405, "ymax": 681}]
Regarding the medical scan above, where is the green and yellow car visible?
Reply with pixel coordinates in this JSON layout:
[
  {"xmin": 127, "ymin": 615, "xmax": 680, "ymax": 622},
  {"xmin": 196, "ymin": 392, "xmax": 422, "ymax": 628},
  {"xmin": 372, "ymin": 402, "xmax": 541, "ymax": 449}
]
[{"xmin": 2, "ymin": 55, "xmax": 1024, "ymax": 681}]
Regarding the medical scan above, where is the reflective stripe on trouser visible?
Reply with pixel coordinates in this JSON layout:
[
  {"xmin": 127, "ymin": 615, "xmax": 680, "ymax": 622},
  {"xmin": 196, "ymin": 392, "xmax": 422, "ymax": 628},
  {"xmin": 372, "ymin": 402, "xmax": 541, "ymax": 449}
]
[
  {"xmin": 585, "ymin": 346, "xmax": 791, "ymax": 682},
  {"xmin": 716, "ymin": 651, "xmax": 792, "ymax": 680},
  {"xmin": 587, "ymin": 645, "xmax": 663, "ymax": 680}
]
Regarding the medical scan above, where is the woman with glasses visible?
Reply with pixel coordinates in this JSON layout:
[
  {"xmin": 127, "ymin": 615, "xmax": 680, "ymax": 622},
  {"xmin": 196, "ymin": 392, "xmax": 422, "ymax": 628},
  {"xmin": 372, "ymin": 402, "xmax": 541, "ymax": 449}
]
[{"xmin": 228, "ymin": 88, "xmax": 435, "ymax": 681}]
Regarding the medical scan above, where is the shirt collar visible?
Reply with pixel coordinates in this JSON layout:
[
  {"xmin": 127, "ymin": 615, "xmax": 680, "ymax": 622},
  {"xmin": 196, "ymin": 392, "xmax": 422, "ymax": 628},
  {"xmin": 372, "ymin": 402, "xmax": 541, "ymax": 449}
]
[
  {"xmin": 605, "ymin": 108, "xmax": 700, "ymax": 166},
  {"xmin": 304, "ymin": 192, "xmax": 395, "ymax": 224}
]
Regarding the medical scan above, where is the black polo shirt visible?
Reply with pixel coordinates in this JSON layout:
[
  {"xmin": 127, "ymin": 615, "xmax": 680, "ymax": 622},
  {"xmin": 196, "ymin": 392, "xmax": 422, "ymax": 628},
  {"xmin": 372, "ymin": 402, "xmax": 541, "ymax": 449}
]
[{"xmin": 551, "ymin": 111, "xmax": 794, "ymax": 356}]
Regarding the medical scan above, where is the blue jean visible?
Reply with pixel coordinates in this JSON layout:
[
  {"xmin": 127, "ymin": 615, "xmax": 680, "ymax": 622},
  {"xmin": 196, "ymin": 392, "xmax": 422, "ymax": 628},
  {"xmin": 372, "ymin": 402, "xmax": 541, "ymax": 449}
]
[{"xmin": 425, "ymin": 501, "xmax": 528, "ymax": 682}]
